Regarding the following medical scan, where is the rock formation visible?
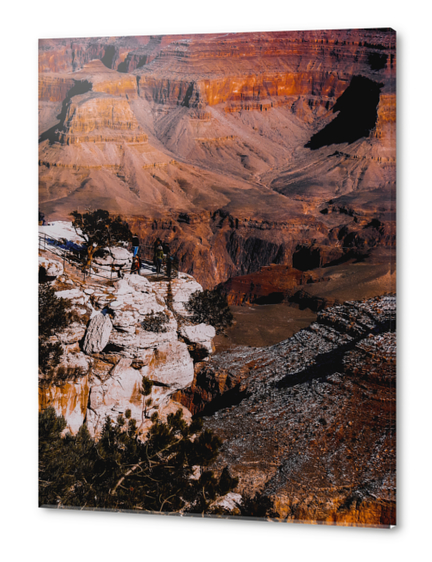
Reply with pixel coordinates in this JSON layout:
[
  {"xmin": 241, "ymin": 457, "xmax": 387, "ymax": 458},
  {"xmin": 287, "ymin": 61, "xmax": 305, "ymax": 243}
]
[
  {"xmin": 39, "ymin": 220, "xmax": 396, "ymax": 526},
  {"xmin": 218, "ymin": 264, "xmax": 324, "ymax": 306},
  {"xmin": 38, "ymin": 29, "xmax": 396, "ymax": 290},
  {"xmin": 38, "ymin": 225, "xmax": 216, "ymax": 438},
  {"xmin": 82, "ymin": 313, "xmax": 112, "ymax": 354},
  {"xmin": 37, "ymin": 27, "xmax": 396, "ymax": 527},
  {"xmin": 38, "ymin": 255, "xmax": 64, "ymax": 278},
  {"xmin": 176, "ymin": 295, "xmax": 396, "ymax": 526}
]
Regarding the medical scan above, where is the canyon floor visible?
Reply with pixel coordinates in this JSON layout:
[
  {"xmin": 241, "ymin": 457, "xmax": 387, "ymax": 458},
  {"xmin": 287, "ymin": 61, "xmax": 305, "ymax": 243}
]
[{"xmin": 216, "ymin": 246, "xmax": 395, "ymax": 350}]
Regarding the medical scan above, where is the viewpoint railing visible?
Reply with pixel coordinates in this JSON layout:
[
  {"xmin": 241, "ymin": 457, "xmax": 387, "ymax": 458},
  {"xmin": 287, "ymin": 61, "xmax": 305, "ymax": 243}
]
[{"xmin": 38, "ymin": 232, "xmax": 179, "ymax": 282}]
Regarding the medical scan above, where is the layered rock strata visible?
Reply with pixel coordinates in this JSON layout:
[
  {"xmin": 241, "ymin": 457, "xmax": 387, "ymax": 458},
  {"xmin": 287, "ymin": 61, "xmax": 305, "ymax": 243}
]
[
  {"xmin": 39, "ymin": 30, "xmax": 396, "ymax": 289},
  {"xmin": 56, "ymin": 94, "xmax": 148, "ymax": 145},
  {"xmin": 218, "ymin": 265, "xmax": 324, "ymax": 306},
  {"xmin": 38, "ymin": 36, "xmax": 150, "ymax": 74},
  {"xmin": 39, "ymin": 221, "xmax": 396, "ymax": 526},
  {"xmin": 176, "ymin": 296, "xmax": 396, "ymax": 526}
]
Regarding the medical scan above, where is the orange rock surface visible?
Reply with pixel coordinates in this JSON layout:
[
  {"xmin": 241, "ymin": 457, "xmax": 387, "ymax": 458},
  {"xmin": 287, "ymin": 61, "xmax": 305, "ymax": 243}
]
[
  {"xmin": 39, "ymin": 29, "xmax": 396, "ymax": 288},
  {"xmin": 38, "ymin": 30, "xmax": 397, "ymax": 526},
  {"xmin": 218, "ymin": 265, "xmax": 323, "ymax": 305}
]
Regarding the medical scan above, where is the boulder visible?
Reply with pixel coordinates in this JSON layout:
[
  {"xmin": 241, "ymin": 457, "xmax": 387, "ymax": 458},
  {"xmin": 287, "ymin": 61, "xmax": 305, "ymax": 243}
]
[
  {"xmin": 179, "ymin": 323, "xmax": 216, "ymax": 356},
  {"xmin": 145, "ymin": 340, "xmax": 195, "ymax": 390},
  {"xmin": 126, "ymin": 274, "xmax": 152, "ymax": 292},
  {"xmin": 83, "ymin": 313, "xmax": 112, "ymax": 354},
  {"xmin": 94, "ymin": 246, "xmax": 132, "ymax": 268}
]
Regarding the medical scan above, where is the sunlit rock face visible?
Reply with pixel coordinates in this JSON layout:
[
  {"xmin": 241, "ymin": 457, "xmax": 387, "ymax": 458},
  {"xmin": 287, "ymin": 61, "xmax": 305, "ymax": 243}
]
[
  {"xmin": 38, "ymin": 246, "xmax": 215, "ymax": 439},
  {"xmin": 38, "ymin": 36, "xmax": 151, "ymax": 74},
  {"xmin": 39, "ymin": 29, "xmax": 395, "ymax": 289},
  {"xmin": 82, "ymin": 313, "xmax": 112, "ymax": 354}
]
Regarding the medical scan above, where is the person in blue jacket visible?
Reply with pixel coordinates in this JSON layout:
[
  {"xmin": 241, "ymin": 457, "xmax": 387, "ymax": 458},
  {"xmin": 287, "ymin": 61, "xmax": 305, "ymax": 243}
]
[{"xmin": 132, "ymin": 235, "xmax": 140, "ymax": 257}]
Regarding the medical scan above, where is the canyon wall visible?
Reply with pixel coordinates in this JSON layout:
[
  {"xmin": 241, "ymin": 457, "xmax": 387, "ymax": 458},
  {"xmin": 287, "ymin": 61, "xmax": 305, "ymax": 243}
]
[
  {"xmin": 38, "ymin": 30, "xmax": 396, "ymax": 525},
  {"xmin": 38, "ymin": 223, "xmax": 396, "ymax": 525},
  {"xmin": 176, "ymin": 295, "xmax": 396, "ymax": 526},
  {"xmin": 39, "ymin": 29, "xmax": 396, "ymax": 289}
]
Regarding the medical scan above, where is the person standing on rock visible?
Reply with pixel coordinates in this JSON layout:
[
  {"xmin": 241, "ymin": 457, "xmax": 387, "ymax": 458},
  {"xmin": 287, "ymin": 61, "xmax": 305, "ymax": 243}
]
[
  {"xmin": 132, "ymin": 234, "xmax": 140, "ymax": 258},
  {"xmin": 155, "ymin": 244, "xmax": 164, "ymax": 275},
  {"xmin": 131, "ymin": 254, "xmax": 141, "ymax": 275},
  {"xmin": 153, "ymin": 238, "xmax": 162, "ymax": 269}
]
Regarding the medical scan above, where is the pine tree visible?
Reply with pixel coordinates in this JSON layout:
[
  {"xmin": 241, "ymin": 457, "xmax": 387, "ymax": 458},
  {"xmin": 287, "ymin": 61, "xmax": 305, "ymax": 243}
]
[
  {"xmin": 70, "ymin": 209, "xmax": 132, "ymax": 267},
  {"xmin": 39, "ymin": 407, "xmax": 238, "ymax": 514},
  {"xmin": 185, "ymin": 289, "xmax": 233, "ymax": 334},
  {"xmin": 39, "ymin": 283, "xmax": 72, "ymax": 375}
]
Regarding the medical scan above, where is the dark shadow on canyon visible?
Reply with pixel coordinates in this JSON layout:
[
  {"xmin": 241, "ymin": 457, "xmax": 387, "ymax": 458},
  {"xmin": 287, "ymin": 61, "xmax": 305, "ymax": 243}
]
[
  {"xmin": 305, "ymin": 75, "xmax": 383, "ymax": 149},
  {"xmin": 39, "ymin": 80, "xmax": 93, "ymax": 144},
  {"xmin": 275, "ymin": 316, "xmax": 395, "ymax": 391},
  {"xmin": 193, "ymin": 384, "xmax": 249, "ymax": 420},
  {"xmin": 101, "ymin": 45, "xmax": 117, "ymax": 69}
]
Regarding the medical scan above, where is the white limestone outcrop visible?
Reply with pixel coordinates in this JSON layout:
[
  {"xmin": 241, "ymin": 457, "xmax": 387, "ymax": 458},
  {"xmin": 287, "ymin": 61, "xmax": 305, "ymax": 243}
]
[
  {"xmin": 151, "ymin": 273, "xmax": 203, "ymax": 316},
  {"xmin": 57, "ymin": 323, "xmax": 87, "ymax": 345},
  {"xmin": 39, "ymin": 247, "xmax": 216, "ymax": 439},
  {"xmin": 55, "ymin": 288, "xmax": 87, "ymax": 306},
  {"xmin": 179, "ymin": 323, "xmax": 216, "ymax": 355}
]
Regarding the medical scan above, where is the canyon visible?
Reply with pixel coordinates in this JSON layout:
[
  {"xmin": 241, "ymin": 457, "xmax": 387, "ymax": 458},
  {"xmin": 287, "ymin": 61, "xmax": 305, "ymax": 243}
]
[
  {"xmin": 177, "ymin": 294, "xmax": 396, "ymax": 526},
  {"xmin": 38, "ymin": 29, "xmax": 396, "ymax": 526},
  {"xmin": 39, "ymin": 29, "xmax": 396, "ymax": 290},
  {"xmin": 38, "ymin": 226, "xmax": 395, "ymax": 525}
]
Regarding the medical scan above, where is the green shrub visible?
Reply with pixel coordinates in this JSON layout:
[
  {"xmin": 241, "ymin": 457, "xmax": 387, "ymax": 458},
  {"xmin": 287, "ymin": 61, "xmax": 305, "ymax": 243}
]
[
  {"xmin": 141, "ymin": 311, "xmax": 169, "ymax": 333},
  {"xmin": 140, "ymin": 375, "xmax": 154, "ymax": 419},
  {"xmin": 185, "ymin": 289, "xmax": 233, "ymax": 334},
  {"xmin": 39, "ymin": 283, "xmax": 72, "ymax": 374}
]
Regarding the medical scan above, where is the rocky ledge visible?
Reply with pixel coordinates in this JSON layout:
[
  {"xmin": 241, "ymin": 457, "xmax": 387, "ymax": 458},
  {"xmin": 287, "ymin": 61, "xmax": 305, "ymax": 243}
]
[
  {"xmin": 39, "ymin": 236, "xmax": 214, "ymax": 439},
  {"xmin": 176, "ymin": 295, "xmax": 396, "ymax": 526}
]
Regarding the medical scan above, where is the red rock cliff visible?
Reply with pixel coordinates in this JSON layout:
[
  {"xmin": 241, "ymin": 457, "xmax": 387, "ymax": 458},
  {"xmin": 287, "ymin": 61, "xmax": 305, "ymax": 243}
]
[{"xmin": 39, "ymin": 29, "xmax": 396, "ymax": 288}]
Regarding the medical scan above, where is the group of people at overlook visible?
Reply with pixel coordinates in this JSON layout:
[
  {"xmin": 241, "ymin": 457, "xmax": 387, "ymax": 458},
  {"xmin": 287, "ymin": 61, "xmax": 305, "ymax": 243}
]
[{"xmin": 130, "ymin": 235, "xmax": 174, "ymax": 277}]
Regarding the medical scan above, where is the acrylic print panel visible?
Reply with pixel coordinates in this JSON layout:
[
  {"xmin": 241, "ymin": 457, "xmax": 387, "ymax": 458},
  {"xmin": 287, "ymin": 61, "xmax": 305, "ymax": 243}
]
[{"xmin": 38, "ymin": 28, "xmax": 396, "ymax": 527}]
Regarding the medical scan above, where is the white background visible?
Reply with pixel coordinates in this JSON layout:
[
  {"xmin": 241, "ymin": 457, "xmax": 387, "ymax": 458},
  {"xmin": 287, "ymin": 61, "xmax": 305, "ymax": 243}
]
[{"xmin": 2, "ymin": 1, "xmax": 430, "ymax": 560}]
